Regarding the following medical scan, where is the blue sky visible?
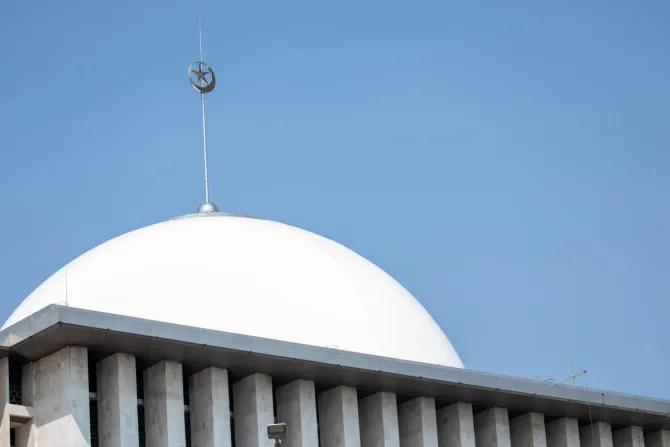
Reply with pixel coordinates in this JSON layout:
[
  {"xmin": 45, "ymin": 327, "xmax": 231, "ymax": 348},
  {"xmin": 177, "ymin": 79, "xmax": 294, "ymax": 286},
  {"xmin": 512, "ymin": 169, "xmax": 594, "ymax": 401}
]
[{"xmin": 1, "ymin": 1, "xmax": 668, "ymax": 398}]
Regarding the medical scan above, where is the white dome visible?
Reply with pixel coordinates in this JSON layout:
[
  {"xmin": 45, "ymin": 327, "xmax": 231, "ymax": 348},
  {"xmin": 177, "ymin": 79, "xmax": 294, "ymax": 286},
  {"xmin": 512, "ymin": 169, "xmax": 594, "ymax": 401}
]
[{"xmin": 2, "ymin": 214, "xmax": 463, "ymax": 368}]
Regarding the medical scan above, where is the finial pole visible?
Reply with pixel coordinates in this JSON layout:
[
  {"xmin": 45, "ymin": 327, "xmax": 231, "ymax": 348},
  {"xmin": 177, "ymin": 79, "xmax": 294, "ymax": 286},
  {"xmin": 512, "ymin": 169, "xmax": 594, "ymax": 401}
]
[
  {"xmin": 188, "ymin": 12, "xmax": 218, "ymax": 212},
  {"xmin": 198, "ymin": 12, "xmax": 210, "ymax": 205},
  {"xmin": 201, "ymin": 90, "xmax": 210, "ymax": 204},
  {"xmin": 198, "ymin": 11, "xmax": 204, "ymax": 62}
]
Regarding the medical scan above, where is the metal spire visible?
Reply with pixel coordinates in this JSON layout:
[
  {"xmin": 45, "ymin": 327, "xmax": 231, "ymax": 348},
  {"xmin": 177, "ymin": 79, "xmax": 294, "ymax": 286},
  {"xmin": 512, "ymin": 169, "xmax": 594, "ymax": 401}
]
[
  {"xmin": 188, "ymin": 11, "xmax": 218, "ymax": 213},
  {"xmin": 198, "ymin": 11, "xmax": 204, "ymax": 63}
]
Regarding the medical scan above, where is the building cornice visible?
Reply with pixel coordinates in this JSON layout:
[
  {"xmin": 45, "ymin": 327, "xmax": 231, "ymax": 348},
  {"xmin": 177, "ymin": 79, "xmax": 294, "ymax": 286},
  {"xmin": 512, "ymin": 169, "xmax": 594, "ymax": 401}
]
[{"xmin": 1, "ymin": 305, "xmax": 669, "ymax": 430}]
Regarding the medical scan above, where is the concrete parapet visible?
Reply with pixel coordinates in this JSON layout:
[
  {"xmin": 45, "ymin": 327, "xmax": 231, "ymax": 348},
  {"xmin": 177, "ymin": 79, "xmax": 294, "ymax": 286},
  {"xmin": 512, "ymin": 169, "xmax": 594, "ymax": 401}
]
[
  {"xmin": 34, "ymin": 346, "xmax": 91, "ymax": 447},
  {"xmin": 613, "ymin": 426, "xmax": 644, "ymax": 447},
  {"xmin": 437, "ymin": 402, "xmax": 475, "ymax": 447},
  {"xmin": 97, "ymin": 353, "xmax": 139, "ymax": 447},
  {"xmin": 144, "ymin": 361, "xmax": 186, "ymax": 447},
  {"xmin": 580, "ymin": 422, "xmax": 613, "ymax": 447},
  {"xmin": 398, "ymin": 397, "xmax": 438, "ymax": 447},
  {"xmin": 232, "ymin": 373, "xmax": 274, "ymax": 447},
  {"xmin": 545, "ymin": 418, "xmax": 579, "ymax": 447},
  {"xmin": 510, "ymin": 413, "xmax": 547, "ymax": 447},
  {"xmin": 645, "ymin": 431, "xmax": 670, "ymax": 447},
  {"xmin": 189, "ymin": 367, "xmax": 231, "ymax": 447},
  {"xmin": 359, "ymin": 391, "xmax": 400, "ymax": 447},
  {"xmin": 474, "ymin": 407, "xmax": 511, "ymax": 447},
  {"xmin": 318, "ymin": 385, "xmax": 361, "ymax": 447},
  {"xmin": 276, "ymin": 379, "xmax": 318, "ymax": 447}
]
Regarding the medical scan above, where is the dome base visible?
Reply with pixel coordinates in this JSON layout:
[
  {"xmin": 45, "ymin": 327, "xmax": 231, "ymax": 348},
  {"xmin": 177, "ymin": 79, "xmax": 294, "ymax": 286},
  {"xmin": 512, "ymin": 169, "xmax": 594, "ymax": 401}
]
[{"xmin": 197, "ymin": 202, "xmax": 219, "ymax": 213}]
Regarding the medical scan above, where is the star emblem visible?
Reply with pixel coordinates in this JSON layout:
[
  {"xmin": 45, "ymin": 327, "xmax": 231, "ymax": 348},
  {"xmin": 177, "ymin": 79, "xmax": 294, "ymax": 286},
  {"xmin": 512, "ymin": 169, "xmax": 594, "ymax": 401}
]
[
  {"xmin": 190, "ymin": 62, "xmax": 211, "ymax": 85},
  {"xmin": 188, "ymin": 61, "xmax": 217, "ymax": 94}
]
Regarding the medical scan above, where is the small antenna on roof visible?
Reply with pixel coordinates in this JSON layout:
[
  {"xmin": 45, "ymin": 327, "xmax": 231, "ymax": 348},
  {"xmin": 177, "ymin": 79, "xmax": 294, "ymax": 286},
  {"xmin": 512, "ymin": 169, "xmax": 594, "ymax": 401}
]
[
  {"xmin": 554, "ymin": 362, "xmax": 587, "ymax": 387},
  {"xmin": 188, "ymin": 11, "xmax": 218, "ymax": 213},
  {"xmin": 531, "ymin": 362, "xmax": 588, "ymax": 387}
]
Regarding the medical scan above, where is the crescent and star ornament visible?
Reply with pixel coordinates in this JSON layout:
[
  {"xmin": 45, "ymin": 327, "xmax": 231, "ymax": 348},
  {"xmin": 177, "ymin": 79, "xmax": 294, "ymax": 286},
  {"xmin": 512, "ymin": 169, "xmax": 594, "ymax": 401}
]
[{"xmin": 189, "ymin": 61, "xmax": 216, "ymax": 94}]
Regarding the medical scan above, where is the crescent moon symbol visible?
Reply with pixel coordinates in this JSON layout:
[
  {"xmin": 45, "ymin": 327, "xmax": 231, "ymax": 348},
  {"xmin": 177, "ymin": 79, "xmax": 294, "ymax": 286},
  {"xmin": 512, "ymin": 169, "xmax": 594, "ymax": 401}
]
[
  {"xmin": 188, "ymin": 62, "xmax": 216, "ymax": 94},
  {"xmin": 195, "ymin": 69, "xmax": 216, "ymax": 93}
]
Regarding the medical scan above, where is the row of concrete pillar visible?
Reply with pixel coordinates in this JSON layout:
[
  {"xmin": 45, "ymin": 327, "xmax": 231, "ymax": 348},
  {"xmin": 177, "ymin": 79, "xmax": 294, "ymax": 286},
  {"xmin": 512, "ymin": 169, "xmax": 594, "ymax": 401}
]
[{"xmin": 2, "ymin": 347, "xmax": 670, "ymax": 447}]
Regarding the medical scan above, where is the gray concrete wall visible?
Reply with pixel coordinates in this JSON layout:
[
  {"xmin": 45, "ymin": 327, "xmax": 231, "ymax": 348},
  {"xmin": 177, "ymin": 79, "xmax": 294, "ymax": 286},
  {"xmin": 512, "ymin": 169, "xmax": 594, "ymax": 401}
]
[
  {"xmin": 437, "ymin": 402, "xmax": 475, "ymax": 447},
  {"xmin": 97, "ymin": 353, "xmax": 139, "ymax": 447},
  {"xmin": 0, "ymin": 357, "xmax": 9, "ymax": 447},
  {"xmin": 21, "ymin": 362, "xmax": 35, "ymax": 407},
  {"xmin": 34, "ymin": 346, "xmax": 91, "ymax": 447},
  {"xmin": 15, "ymin": 362, "xmax": 36, "ymax": 447},
  {"xmin": 359, "ymin": 391, "xmax": 400, "ymax": 447},
  {"xmin": 645, "ymin": 431, "xmax": 670, "ymax": 447},
  {"xmin": 545, "ymin": 418, "xmax": 579, "ymax": 447},
  {"xmin": 510, "ymin": 413, "xmax": 547, "ymax": 447},
  {"xmin": 7, "ymin": 305, "xmax": 670, "ymax": 435},
  {"xmin": 580, "ymin": 422, "xmax": 613, "ymax": 447},
  {"xmin": 189, "ymin": 367, "xmax": 231, "ymax": 447},
  {"xmin": 318, "ymin": 385, "xmax": 361, "ymax": 447},
  {"xmin": 474, "ymin": 407, "xmax": 511, "ymax": 447},
  {"xmin": 276, "ymin": 379, "xmax": 318, "ymax": 447},
  {"xmin": 232, "ymin": 373, "xmax": 274, "ymax": 447},
  {"xmin": 144, "ymin": 361, "xmax": 186, "ymax": 447},
  {"xmin": 613, "ymin": 426, "xmax": 645, "ymax": 447},
  {"xmin": 398, "ymin": 397, "xmax": 438, "ymax": 447}
]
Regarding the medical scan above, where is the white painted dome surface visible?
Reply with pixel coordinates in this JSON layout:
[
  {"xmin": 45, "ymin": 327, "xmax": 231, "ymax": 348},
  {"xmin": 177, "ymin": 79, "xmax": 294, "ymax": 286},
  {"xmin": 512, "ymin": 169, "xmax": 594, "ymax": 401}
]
[{"xmin": 2, "ymin": 215, "xmax": 463, "ymax": 367}]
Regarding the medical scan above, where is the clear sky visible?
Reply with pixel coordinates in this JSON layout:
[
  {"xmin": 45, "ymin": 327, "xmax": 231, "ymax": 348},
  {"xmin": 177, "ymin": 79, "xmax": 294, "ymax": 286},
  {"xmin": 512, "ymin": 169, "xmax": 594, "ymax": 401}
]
[{"xmin": 1, "ymin": 1, "xmax": 668, "ymax": 398}]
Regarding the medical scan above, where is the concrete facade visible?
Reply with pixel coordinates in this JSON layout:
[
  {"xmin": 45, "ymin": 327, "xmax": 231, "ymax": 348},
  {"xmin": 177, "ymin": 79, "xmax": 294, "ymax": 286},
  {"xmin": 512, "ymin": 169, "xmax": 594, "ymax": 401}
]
[
  {"xmin": 232, "ymin": 373, "xmax": 274, "ymax": 447},
  {"xmin": 34, "ymin": 346, "xmax": 91, "ymax": 447},
  {"xmin": 318, "ymin": 385, "xmax": 361, "ymax": 447},
  {"xmin": 546, "ymin": 418, "xmax": 579, "ymax": 447},
  {"xmin": 580, "ymin": 422, "xmax": 613, "ymax": 447},
  {"xmin": 646, "ymin": 431, "xmax": 670, "ymax": 447},
  {"xmin": 359, "ymin": 392, "xmax": 400, "ymax": 447},
  {"xmin": 144, "ymin": 361, "xmax": 186, "ymax": 447},
  {"xmin": 510, "ymin": 413, "xmax": 547, "ymax": 447},
  {"xmin": 15, "ymin": 362, "xmax": 37, "ymax": 447},
  {"xmin": 0, "ymin": 345, "xmax": 667, "ymax": 447},
  {"xmin": 189, "ymin": 367, "xmax": 231, "ymax": 447},
  {"xmin": 613, "ymin": 426, "xmax": 645, "ymax": 447},
  {"xmin": 1, "ymin": 309, "xmax": 670, "ymax": 447},
  {"xmin": 96, "ymin": 353, "xmax": 139, "ymax": 447},
  {"xmin": 276, "ymin": 379, "xmax": 318, "ymax": 447},
  {"xmin": 474, "ymin": 407, "xmax": 511, "ymax": 447},
  {"xmin": 397, "ymin": 397, "xmax": 438, "ymax": 447},
  {"xmin": 0, "ymin": 357, "xmax": 9, "ymax": 447},
  {"xmin": 437, "ymin": 402, "xmax": 476, "ymax": 447}
]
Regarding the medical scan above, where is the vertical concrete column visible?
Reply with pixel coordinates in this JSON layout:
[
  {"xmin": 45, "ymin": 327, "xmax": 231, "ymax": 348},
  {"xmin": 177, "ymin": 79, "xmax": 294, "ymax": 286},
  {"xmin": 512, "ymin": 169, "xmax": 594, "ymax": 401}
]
[
  {"xmin": 96, "ymin": 353, "xmax": 139, "ymax": 447},
  {"xmin": 645, "ymin": 431, "xmax": 670, "ymax": 447},
  {"xmin": 359, "ymin": 392, "xmax": 400, "ymax": 447},
  {"xmin": 613, "ymin": 427, "xmax": 645, "ymax": 447},
  {"xmin": 144, "ymin": 361, "xmax": 186, "ymax": 447},
  {"xmin": 437, "ymin": 402, "xmax": 475, "ymax": 447},
  {"xmin": 545, "ymin": 418, "xmax": 579, "ymax": 447},
  {"xmin": 232, "ymin": 373, "xmax": 274, "ymax": 447},
  {"xmin": 189, "ymin": 367, "xmax": 231, "ymax": 447},
  {"xmin": 510, "ymin": 413, "xmax": 547, "ymax": 447},
  {"xmin": 474, "ymin": 407, "xmax": 511, "ymax": 447},
  {"xmin": 398, "ymin": 397, "xmax": 438, "ymax": 447},
  {"xmin": 34, "ymin": 346, "xmax": 91, "ymax": 447},
  {"xmin": 16, "ymin": 362, "xmax": 37, "ymax": 447},
  {"xmin": 580, "ymin": 422, "xmax": 613, "ymax": 447},
  {"xmin": 276, "ymin": 379, "xmax": 318, "ymax": 447},
  {"xmin": 0, "ymin": 357, "xmax": 9, "ymax": 447},
  {"xmin": 318, "ymin": 385, "xmax": 361, "ymax": 447}
]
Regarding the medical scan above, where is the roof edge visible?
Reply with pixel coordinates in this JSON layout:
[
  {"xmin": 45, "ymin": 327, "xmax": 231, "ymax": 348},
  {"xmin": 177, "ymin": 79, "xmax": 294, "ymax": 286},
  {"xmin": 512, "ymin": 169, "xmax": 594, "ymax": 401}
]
[{"xmin": 2, "ymin": 305, "xmax": 669, "ymax": 426}]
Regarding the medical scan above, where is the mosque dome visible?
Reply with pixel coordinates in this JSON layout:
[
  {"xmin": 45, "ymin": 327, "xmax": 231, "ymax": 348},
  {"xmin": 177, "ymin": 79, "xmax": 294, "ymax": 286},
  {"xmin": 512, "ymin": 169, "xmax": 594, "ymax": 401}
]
[{"xmin": 2, "ymin": 213, "xmax": 463, "ymax": 368}]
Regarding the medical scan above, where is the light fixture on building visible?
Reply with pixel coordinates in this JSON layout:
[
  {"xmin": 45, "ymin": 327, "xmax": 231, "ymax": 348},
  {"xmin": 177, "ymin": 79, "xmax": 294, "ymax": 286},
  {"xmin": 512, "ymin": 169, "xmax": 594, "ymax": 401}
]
[{"xmin": 267, "ymin": 423, "xmax": 287, "ymax": 445}]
